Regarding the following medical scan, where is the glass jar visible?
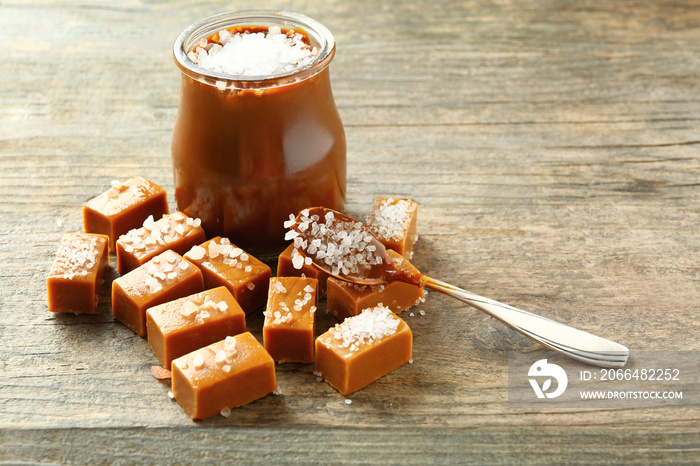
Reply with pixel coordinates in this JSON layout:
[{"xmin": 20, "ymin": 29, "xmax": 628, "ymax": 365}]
[{"xmin": 172, "ymin": 10, "xmax": 346, "ymax": 258}]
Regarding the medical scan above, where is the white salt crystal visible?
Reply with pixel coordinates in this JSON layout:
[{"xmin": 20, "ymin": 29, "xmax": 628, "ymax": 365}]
[
  {"xmin": 283, "ymin": 214, "xmax": 296, "ymax": 228},
  {"xmin": 215, "ymin": 350, "xmax": 227, "ymax": 364},
  {"xmin": 143, "ymin": 215, "xmax": 155, "ymax": 230},
  {"xmin": 189, "ymin": 28, "xmax": 318, "ymax": 77},
  {"xmin": 208, "ymin": 241, "xmax": 221, "ymax": 259},
  {"xmin": 146, "ymin": 276, "xmax": 162, "ymax": 294},
  {"xmin": 224, "ymin": 335, "xmax": 237, "ymax": 353},
  {"xmin": 186, "ymin": 245, "xmax": 206, "ymax": 261},
  {"xmin": 366, "ymin": 198, "xmax": 415, "ymax": 242},
  {"xmin": 291, "ymin": 252, "xmax": 304, "ymax": 270},
  {"xmin": 193, "ymin": 352, "xmax": 205, "ymax": 369},
  {"xmin": 180, "ymin": 301, "xmax": 198, "ymax": 318},
  {"xmin": 272, "ymin": 280, "xmax": 288, "ymax": 294},
  {"xmin": 331, "ymin": 305, "xmax": 400, "ymax": 354}
]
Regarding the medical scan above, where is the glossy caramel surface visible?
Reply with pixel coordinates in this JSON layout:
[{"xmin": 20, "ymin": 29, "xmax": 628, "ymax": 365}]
[
  {"xmin": 147, "ymin": 286, "xmax": 246, "ymax": 369},
  {"xmin": 316, "ymin": 312, "xmax": 412, "ymax": 395},
  {"xmin": 172, "ymin": 36, "xmax": 346, "ymax": 257},
  {"xmin": 83, "ymin": 177, "xmax": 169, "ymax": 251},
  {"xmin": 47, "ymin": 233, "xmax": 109, "ymax": 314},
  {"xmin": 263, "ymin": 277, "xmax": 317, "ymax": 363},
  {"xmin": 184, "ymin": 237, "xmax": 271, "ymax": 313},
  {"xmin": 112, "ymin": 250, "xmax": 204, "ymax": 337},
  {"xmin": 171, "ymin": 332, "xmax": 276, "ymax": 419}
]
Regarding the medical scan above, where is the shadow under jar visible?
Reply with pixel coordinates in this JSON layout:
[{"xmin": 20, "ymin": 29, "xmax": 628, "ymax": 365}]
[{"xmin": 172, "ymin": 11, "xmax": 346, "ymax": 258}]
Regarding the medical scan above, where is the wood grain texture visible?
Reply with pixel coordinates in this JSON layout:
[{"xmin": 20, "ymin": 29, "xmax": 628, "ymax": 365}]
[{"xmin": 1, "ymin": 0, "xmax": 698, "ymax": 463}]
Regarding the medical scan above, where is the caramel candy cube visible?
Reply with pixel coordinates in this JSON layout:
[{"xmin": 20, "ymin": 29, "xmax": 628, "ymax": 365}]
[
  {"xmin": 47, "ymin": 233, "xmax": 109, "ymax": 314},
  {"xmin": 263, "ymin": 277, "xmax": 318, "ymax": 364},
  {"xmin": 327, "ymin": 279, "xmax": 425, "ymax": 321},
  {"xmin": 365, "ymin": 197, "xmax": 419, "ymax": 258},
  {"xmin": 83, "ymin": 176, "xmax": 169, "ymax": 251},
  {"xmin": 112, "ymin": 250, "xmax": 204, "ymax": 337},
  {"xmin": 116, "ymin": 212, "xmax": 206, "ymax": 275},
  {"xmin": 171, "ymin": 332, "xmax": 276, "ymax": 420},
  {"xmin": 315, "ymin": 305, "xmax": 412, "ymax": 395},
  {"xmin": 184, "ymin": 237, "xmax": 270, "ymax": 314},
  {"xmin": 147, "ymin": 286, "xmax": 246, "ymax": 369},
  {"xmin": 326, "ymin": 250, "xmax": 424, "ymax": 321},
  {"xmin": 277, "ymin": 243, "xmax": 329, "ymax": 295}
]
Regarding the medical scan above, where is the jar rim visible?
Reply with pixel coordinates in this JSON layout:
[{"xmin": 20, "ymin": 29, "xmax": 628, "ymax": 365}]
[{"xmin": 173, "ymin": 10, "xmax": 336, "ymax": 85}]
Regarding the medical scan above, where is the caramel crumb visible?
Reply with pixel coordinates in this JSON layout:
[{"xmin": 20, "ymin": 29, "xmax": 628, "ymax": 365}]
[{"xmin": 151, "ymin": 365, "xmax": 172, "ymax": 380}]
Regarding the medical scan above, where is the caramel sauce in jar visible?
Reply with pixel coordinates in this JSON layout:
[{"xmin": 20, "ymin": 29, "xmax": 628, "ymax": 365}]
[{"xmin": 172, "ymin": 11, "xmax": 346, "ymax": 258}]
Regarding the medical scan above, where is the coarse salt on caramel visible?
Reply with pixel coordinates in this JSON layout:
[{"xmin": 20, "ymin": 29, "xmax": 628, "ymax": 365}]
[
  {"xmin": 188, "ymin": 26, "xmax": 318, "ymax": 77},
  {"xmin": 263, "ymin": 277, "xmax": 317, "ymax": 363},
  {"xmin": 289, "ymin": 210, "xmax": 383, "ymax": 278},
  {"xmin": 315, "ymin": 305, "xmax": 412, "ymax": 395},
  {"xmin": 331, "ymin": 305, "xmax": 400, "ymax": 355},
  {"xmin": 365, "ymin": 198, "xmax": 419, "ymax": 257}
]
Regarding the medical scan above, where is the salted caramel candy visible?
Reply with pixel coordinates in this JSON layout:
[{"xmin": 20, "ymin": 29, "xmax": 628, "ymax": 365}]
[
  {"xmin": 184, "ymin": 237, "xmax": 270, "ymax": 314},
  {"xmin": 83, "ymin": 176, "xmax": 169, "ymax": 252},
  {"xmin": 147, "ymin": 286, "xmax": 246, "ymax": 369},
  {"xmin": 47, "ymin": 233, "xmax": 109, "ymax": 314},
  {"xmin": 171, "ymin": 332, "xmax": 276, "ymax": 420},
  {"xmin": 365, "ymin": 197, "xmax": 418, "ymax": 258},
  {"xmin": 116, "ymin": 212, "xmax": 206, "ymax": 275},
  {"xmin": 112, "ymin": 250, "xmax": 204, "ymax": 337},
  {"xmin": 263, "ymin": 277, "xmax": 318, "ymax": 363},
  {"xmin": 315, "ymin": 305, "xmax": 412, "ymax": 395},
  {"xmin": 326, "ymin": 250, "xmax": 425, "ymax": 321},
  {"xmin": 277, "ymin": 243, "xmax": 330, "ymax": 295}
]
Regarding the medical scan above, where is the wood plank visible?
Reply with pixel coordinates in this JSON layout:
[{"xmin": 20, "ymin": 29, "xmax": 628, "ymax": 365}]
[{"xmin": 1, "ymin": 426, "xmax": 699, "ymax": 464}]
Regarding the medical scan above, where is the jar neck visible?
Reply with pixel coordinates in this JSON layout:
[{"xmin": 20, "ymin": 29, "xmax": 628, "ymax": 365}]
[{"xmin": 173, "ymin": 10, "xmax": 336, "ymax": 90}]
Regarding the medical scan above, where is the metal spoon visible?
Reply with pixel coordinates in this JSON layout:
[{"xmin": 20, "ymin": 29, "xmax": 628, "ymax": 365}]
[{"xmin": 288, "ymin": 207, "xmax": 629, "ymax": 368}]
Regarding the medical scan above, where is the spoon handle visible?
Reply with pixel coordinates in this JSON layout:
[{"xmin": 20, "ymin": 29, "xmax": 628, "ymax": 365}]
[{"xmin": 422, "ymin": 277, "xmax": 629, "ymax": 368}]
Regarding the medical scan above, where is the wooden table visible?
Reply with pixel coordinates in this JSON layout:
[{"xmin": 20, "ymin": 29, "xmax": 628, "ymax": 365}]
[{"xmin": 1, "ymin": 0, "xmax": 698, "ymax": 463}]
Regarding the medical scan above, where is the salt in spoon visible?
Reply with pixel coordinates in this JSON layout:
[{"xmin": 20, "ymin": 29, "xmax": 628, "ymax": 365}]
[{"xmin": 286, "ymin": 206, "xmax": 629, "ymax": 368}]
